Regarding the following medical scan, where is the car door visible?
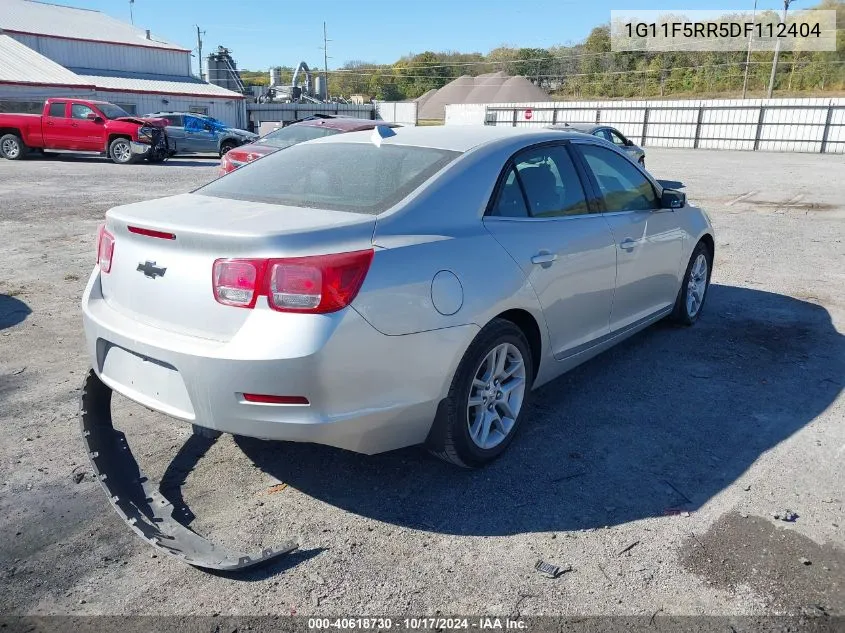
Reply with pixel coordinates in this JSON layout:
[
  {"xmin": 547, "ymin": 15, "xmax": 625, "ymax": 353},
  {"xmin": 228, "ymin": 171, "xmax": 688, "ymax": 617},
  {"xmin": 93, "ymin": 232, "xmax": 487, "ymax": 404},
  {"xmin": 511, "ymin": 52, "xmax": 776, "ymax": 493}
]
[
  {"xmin": 69, "ymin": 103, "xmax": 105, "ymax": 151},
  {"xmin": 483, "ymin": 142, "xmax": 617, "ymax": 360},
  {"xmin": 42, "ymin": 101, "xmax": 70, "ymax": 148},
  {"xmin": 183, "ymin": 115, "xmax": 217, "ymax": 153},
  {"xmin": 572, "ymin": 142, "xmax": 685, "ymax": 332}
]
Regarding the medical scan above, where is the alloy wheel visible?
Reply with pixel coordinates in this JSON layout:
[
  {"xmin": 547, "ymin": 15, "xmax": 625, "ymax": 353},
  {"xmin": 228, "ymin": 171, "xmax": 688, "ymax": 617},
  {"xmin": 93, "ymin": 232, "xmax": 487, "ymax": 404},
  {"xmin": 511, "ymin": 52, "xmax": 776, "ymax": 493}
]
[
  {"xmin": 2, "ymin": 138, "xmax": 20, "ymax": 159},
  {"xmin": 686, "ymin": 253, "xmax": 708, "ymax": 318},
  {"xmin": 113, "ymin": 141, "xmax": 131, "ymax": 163},
  {"xmin": 466, "ymin": 342, "xmax": 526, "ymax": 450}
]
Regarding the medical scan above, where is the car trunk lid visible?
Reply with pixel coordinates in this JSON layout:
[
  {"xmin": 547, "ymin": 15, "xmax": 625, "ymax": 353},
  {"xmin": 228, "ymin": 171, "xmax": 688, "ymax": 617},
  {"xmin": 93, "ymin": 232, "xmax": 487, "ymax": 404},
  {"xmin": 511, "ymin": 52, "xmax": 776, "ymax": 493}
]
[{"xmin": 100, "ymin": 193, "xmax": 376, "ymax": 340}]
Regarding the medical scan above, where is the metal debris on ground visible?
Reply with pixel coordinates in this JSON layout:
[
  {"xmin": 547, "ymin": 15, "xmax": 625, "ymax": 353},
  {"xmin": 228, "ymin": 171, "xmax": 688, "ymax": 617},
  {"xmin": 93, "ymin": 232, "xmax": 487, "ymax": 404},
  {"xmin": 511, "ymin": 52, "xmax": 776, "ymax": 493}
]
[
  {"xmin": 773, "ymin": 509, "xmax": 799, "ymax": 522},
  {"xmin": 743, "ymin": 484, "xmax": 752, "ymax": 491},
  {"xmin": 617, "ymin": 540, "xmax": 640, "ymax": 556},
  {"xmin": 534, "ymin": 559, "xmax": 571, "ymax": 578},
  {"xmin": 79, "ymin": 370, "xmax": 298, "ymax": 571}
]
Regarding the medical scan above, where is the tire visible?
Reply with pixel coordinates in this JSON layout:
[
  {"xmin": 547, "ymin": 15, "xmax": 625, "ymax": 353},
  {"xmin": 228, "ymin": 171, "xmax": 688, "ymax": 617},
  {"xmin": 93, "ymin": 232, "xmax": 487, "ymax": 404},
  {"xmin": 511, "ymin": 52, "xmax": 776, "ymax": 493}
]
[
  {"xmin": 0, "ymin": 134, "xmax": 27, "ymax": 160},
  {"xmin": 219, "ymin": 141, "xmax": 237, "ymax": 157},
  {"xmin": 427, "ymin": 318, "xmax": 534, "ymax": 468},
  {"xmin": 669, "ymin": 241, "xmax": 712, "ymax": 326},
  {"xmin": 108, "ymin": 137, "xmax": 138, "ymax": 165}
]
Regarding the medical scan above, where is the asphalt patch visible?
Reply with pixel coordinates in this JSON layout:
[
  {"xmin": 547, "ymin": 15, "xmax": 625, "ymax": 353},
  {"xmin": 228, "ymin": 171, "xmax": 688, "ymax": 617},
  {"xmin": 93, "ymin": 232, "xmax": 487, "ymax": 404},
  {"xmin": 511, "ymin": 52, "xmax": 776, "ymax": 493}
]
[{"xmin": 680, "ymin": 511, "xmax": 845, "ymax": 614}]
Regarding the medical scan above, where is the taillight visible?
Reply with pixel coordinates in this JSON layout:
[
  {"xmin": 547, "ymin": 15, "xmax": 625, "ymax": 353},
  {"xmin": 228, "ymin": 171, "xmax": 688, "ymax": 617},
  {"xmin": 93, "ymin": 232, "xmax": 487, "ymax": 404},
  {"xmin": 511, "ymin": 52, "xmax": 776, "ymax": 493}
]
[
  {"xmin": 96, "ymin": 224, "xmax": 115, "ymax": 273},
  {"xmin": 212, "ymin": 259, "xmax": 265, "ymax": 308},
  {"xmin": 211, "ymin": 250, "xmax": 373, "ymax": 314},
  {"xmin": 218, "ymin": 152, "xmax": 236, "ymax": 176},
  {"xmin": 267, "ymin": 251, "xmax": 373, "ymax": 313}
]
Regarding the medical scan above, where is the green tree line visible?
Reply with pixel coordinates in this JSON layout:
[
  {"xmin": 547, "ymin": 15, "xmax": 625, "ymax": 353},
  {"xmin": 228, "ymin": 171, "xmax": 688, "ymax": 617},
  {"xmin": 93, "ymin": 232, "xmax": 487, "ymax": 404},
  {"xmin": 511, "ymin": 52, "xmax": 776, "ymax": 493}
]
[{"xmin": 240, "ymin": 0, "xmax": 843, "ymax": 101}]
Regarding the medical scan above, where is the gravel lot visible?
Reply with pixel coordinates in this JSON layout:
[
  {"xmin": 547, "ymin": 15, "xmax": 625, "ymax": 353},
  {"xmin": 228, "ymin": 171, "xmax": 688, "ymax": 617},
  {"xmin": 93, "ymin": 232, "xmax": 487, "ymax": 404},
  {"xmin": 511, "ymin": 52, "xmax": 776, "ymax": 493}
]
[{"xmin": 1, "ymin": 149, "xmax": 843, "ymax": 618}]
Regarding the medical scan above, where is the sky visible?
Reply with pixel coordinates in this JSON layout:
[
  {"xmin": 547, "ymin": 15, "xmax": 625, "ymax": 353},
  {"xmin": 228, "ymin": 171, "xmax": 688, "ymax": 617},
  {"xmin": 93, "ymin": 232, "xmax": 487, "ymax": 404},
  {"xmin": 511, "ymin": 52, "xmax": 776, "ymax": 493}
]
[{"xmin": 54, "ymin": 0, "xmax": 793, "ymax": 73}]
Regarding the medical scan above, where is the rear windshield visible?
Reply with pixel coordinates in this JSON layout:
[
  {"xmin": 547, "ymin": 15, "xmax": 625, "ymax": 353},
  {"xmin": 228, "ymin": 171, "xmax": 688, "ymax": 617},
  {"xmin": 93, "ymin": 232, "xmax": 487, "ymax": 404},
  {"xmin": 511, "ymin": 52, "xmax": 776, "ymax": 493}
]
[
  {"xmin": 260, "ymin": 124, "xmax": 342, "ymax": 149},
  {"xmin": 197, "ymin": 141, "xmax": 460, "ymax": 214}
]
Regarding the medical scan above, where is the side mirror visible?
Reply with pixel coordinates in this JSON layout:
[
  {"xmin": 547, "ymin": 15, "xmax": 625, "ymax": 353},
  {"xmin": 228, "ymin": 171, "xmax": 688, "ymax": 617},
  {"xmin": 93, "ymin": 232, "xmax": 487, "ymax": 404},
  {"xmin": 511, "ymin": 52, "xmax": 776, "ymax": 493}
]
[
  {"xmin": 87, "ymin": 113, "xmax": 104, "ymax": 123},
  {"xmin": 661, "ymin": 188, "xmax": 686, "ymax": 209},
  {"xmin": 624, "ymin": 138, "xmax": 633, "ymax": 146}
]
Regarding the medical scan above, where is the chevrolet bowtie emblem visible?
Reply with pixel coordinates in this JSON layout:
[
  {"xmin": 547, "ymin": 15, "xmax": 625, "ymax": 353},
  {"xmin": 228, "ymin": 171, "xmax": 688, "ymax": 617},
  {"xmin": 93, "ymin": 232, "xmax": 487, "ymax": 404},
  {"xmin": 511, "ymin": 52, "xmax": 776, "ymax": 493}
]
[{"xmin": 137, "ymin": 261, "xmax": 166, "ymax": 278}]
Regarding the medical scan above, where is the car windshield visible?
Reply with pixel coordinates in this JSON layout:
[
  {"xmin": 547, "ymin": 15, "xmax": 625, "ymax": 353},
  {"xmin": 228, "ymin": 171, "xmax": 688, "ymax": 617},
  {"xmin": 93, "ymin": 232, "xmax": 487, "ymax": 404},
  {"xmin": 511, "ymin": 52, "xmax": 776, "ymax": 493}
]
[
  {"xmin": 260, "ymin": 124, "xmax": 343, "ymax": 149},
  {"xmin": 197, "ymin": 141, "xmax": 460, "ymax": 214},
  {"xmin": 99, "ymin": 104, "xmax": 131, "ymax": 119}
]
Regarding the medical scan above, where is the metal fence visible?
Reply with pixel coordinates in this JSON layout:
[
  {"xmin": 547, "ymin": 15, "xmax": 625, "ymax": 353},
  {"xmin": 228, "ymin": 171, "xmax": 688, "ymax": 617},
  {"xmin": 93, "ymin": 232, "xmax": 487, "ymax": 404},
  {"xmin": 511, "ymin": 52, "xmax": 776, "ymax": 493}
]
[{"xmin": 476, "ymin": 100, "xmax": 845, "ymax": 154}]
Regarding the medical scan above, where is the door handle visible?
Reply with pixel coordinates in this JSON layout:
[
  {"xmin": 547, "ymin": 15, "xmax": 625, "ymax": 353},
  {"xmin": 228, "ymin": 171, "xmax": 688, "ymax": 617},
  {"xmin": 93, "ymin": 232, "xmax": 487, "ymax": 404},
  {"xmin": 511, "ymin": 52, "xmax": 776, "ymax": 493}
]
[
  {"xmin": 620, "ymin": 238, "xmax": 638, "ymax": 250},
  {"xmin": 531, "ymin": 252, "xmax": 558, "ymax": 265}
]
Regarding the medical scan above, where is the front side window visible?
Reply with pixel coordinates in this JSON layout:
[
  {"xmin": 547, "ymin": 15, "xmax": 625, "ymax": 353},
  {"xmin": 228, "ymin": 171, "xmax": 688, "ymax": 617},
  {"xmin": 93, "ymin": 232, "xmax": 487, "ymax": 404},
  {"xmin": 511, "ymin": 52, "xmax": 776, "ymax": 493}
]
[
  {"xmin": 47, "ymin": 102, "xmax": 66, "ymax": 118},
  {"xmin": 489, "ymin": 144, "xmax": 590, "ymax": 218},
  {"xmin": 71, "ymin": 104, "xmax": 96, "ymax": 120},
  {"xmin": 577, "ymin": 144, "xmax": 658, "ymax": 212},
  {"xmin": 197, "ymin": 142, "xmax": 459, "ymax": 215}
]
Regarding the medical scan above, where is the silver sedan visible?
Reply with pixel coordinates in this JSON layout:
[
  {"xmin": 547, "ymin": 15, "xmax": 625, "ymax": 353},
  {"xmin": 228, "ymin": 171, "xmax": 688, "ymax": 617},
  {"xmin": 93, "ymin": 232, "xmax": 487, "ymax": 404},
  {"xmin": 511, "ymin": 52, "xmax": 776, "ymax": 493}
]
[{"xmin": 82, "ymin": 126, "xmax": 713, "ymax": 468}]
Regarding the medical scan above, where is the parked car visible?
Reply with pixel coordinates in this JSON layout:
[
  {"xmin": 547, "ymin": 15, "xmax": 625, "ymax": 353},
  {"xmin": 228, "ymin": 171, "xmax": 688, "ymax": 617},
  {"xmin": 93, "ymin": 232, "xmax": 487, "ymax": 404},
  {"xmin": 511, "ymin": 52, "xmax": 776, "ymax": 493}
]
[
  {"xmin": 218, "ymin": 116, "xmax": 398, "ymax": 176},
  {"xmin": 0, "ymin": 98, "xmax": 169, "ymax": 164},
  {"xmin": 82, "ymin": 126, "xmax": 713, "ymax": 469},
  {"xmin": 548, "ymin": 123, "xmax": 645, "ymax": 166},
  {"xmin": 145, "ymin": 112, "xmax": 258, "ymax": 157}
]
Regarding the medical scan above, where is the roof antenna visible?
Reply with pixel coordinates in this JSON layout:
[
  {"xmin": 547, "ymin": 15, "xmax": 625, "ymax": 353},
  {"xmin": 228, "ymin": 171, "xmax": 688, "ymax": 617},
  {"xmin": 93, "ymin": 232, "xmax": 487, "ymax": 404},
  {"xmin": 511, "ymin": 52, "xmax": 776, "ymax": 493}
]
[{"xmin": 370, "ymin": 125, "xmax": 396, "ymax": 148}]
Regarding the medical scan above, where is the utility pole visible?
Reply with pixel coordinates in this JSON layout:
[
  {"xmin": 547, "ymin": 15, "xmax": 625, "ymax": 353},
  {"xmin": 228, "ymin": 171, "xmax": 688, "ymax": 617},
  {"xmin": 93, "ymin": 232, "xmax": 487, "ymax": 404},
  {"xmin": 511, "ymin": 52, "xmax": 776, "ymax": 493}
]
[
  {"xmin": 767, "ymin": 0, "xmax": 793, "ymax": 99},
  {"xmin": 320, "ymin": 22, "xmax": 332, "ymax": 100},
  {"xmin": 195, "ymin": 25, "xmax": 206, "ymax": 81},
  {"xmin": 129, "ymin": 0, "xmax": 134, "ymax": 25},
  {"xmin": 742, "ymin": 0, "xmax": 758, "ymax": 98}
]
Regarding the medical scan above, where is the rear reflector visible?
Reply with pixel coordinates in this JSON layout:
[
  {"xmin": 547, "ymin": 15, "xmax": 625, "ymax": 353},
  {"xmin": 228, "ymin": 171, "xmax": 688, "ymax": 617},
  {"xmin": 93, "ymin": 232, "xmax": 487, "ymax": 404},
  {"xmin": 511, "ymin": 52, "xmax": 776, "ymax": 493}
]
[
  {"xmin": 212, "ymin": 250, "xmax": 373, "ymax": 314},
  {"xmin": 128, "ymin": 226, "xmax": 176, "ymax": 240},
  {"xmin": 96, "ymin": 224, "xmax": 115, "ymax": 273},
  {"xmin": 242, "ymin": 393, "xmax": 309, "ymax": 405}
]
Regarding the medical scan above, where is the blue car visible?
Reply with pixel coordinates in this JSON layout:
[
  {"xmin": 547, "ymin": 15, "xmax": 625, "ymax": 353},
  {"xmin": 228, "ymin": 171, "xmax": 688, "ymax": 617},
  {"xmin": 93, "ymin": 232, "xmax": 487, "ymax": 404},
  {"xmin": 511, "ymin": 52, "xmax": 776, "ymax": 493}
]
[{"xmin": 145, "ymin": 112, "xmax": 258, "ymax": 157}]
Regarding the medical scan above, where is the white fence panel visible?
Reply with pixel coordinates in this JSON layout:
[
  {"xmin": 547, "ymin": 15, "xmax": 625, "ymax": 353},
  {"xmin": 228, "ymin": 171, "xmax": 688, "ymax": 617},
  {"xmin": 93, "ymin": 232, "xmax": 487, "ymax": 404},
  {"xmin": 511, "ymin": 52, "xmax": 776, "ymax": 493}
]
[{"xmin": 450, "ymin": 97, "xmax": 845, "ymax": 154}]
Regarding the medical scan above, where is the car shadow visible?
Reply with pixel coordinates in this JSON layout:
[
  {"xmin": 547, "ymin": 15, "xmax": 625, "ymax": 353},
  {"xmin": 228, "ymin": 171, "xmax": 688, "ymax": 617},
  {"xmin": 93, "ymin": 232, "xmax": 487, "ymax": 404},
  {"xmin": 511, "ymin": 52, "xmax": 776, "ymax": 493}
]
[
  {"xmin": 0, "ymin": 294, "xmax": 31, "ymax": 330},
  {"xmin": 27, "ymin": 154, "xmax": 216, "ymax": 168},
  {"xmin": 226, "ymin": 284, "xmax": 843, "ymax": 536}
]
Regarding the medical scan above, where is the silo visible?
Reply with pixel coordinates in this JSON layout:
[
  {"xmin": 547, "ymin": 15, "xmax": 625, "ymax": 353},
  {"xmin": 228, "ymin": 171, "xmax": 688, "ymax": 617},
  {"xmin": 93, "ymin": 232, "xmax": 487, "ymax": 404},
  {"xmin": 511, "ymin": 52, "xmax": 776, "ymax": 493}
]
[
  {"xmin": 314, "ymin": 75, "xmax": 327, "ymax": 101},
  {"xmin": 270, "ymin": 67, "xmax": 282, "ymax": 87}
]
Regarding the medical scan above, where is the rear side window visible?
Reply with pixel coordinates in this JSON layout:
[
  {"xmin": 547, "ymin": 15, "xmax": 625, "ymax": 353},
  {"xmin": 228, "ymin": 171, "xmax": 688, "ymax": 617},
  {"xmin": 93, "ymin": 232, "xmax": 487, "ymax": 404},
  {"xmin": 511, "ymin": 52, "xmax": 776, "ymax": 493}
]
[
  {"xmin": 492, "ymin": 167, "xmax": 529, "ymax": 218},
  {"xmin": 48, "ymin": 102, "xmax": 65, "ymax": 117},
  {"xmin": 489, "ymin": 144, "xmax": 590, "ymax": 218},
  {"xmin": 197, "ymin": 142, "xmax": 460, "ymax": 214},
  {"xmin": 577, "ymin": 144, "xmax": 658, "ymax": 212}
]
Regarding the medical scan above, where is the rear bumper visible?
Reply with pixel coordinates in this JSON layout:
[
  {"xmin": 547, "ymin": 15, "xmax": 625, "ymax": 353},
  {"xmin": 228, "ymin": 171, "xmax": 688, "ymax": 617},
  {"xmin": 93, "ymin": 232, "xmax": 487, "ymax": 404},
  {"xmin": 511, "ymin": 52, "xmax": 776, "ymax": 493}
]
[{"xmin": 81, "ymin": 269, "xmax": 477, "ymax": 454}]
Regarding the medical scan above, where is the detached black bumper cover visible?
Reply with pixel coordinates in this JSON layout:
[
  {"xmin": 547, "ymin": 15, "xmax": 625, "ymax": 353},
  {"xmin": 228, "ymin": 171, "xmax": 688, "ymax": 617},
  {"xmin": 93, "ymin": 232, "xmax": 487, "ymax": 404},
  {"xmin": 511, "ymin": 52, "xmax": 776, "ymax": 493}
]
[{"xmin": 79, "ymin": 369, "xmax": 298, "ymax": 571}]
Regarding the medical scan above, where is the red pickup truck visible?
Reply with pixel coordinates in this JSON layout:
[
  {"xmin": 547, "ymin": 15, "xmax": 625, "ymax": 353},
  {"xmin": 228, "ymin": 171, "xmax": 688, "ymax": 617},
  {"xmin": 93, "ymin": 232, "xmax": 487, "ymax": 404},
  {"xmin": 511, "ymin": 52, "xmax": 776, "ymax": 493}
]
[{"xmin": 0, "ymin": 98, "xmax": 170, "ymax": 164}]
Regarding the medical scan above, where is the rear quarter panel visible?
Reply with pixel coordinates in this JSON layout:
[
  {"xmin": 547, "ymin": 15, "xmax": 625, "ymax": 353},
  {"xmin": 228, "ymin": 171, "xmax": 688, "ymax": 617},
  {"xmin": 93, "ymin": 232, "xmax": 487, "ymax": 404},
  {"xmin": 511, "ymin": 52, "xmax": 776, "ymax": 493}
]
[
  {"xmin": 352, "ymin": 144, "xmax": 551, "ymax": 354},
  {"xmin": 0, "ymin": 113, "xmax": 45, "ymax": 147}
]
